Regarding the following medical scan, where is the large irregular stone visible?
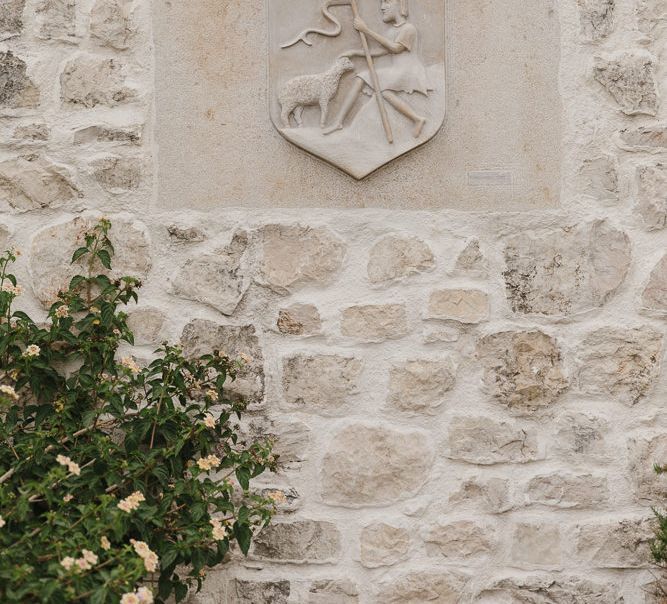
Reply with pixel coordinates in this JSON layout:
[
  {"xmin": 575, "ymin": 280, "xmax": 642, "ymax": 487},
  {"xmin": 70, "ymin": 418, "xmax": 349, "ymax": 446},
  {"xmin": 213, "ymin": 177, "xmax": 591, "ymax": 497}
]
[
  {"xmin": 424, "ymin": 521, "xmax": 496, "ymax": 560},
  {"xmin": 74, "ymin": 124, "xmax": 143, "ymax": 145},
  {"xmin": 375, "ymin": 571, "xmax": 469, "ymax": 604},
  {"xmin": 636, "ymin": 164, "xmax": 667, "ymax": 230},
  {"xmin": 0, "ymin": 156, "xmax": 80, "ymax": 212},
  {"xmin": 577, "ymin": 155, "xmax": 619, "ymax": 202},
  {"xmin": 476, "ymin": 575, "xmax": 624, "ymax": 603},
  {"xmin": 367, "ymin": 235, "xmax": 434, "ymax": 284},
  {"xmin": 0, "ymin": 0, "xmax": 25, "ymax": 38},
  {"xmin": 447, "ymin": 417, "xmax": 540, "ymax": 465},
  {"xmin": 502, "ymin": 221, "xmax": 631, "ymax": 316},
  {"xmin": 180, "ymin": 320, "xmax": 264, "ymax": 404},
  {"xmin": 341, "ymin": 304, "xmax": 408, "ymax": 342},
  {"xmin": 126, "ymin": 307, "xmax": 165, "ymax": 346},
  {"xmin": 91, "ymin": 156, "xmax": 142, "ymax": 192},
  {"xmin": 554, "ymin": 412, "xmax": 609, "ymax": 459},
  {"xmin": 454, "ymin": 239, "xmax": 488, "ymax": 276},
  {"xmin": 526, "ymin": 473, "xmax": 608, "ymax": 509},
  {"xmin": 449, "ymin": 478, "xmax": 512, "ymax": 514},
  {"xmin": 477, "ymin": 330, "xmax": 568, "ymax": 413},
  {"xmin": 36, "ymin": 0, "xmax": 76, "ymax": 41},
  {"xmin": 575, "ymin": 327, "xmax": 663, "ymax": 405},
  {"xmin": 628, "ymin": 435, "xmax": 667, "ymax": 503},
  {"xmin": 643, "ymin": 254, "xmax": 667, "ymax": 311},
  {"xmin": 90, "ymin": 0, "xmax": 134, "ymax": 50},
  {"xmin": 511, "ymin": 523, "xmax": 561, "ymax": 567},
  {"xmin": 426, "ymin": 289, "xmax": 489, "ymax": 324},
  {"xmin": 251, "ymin": 520, "xmax": 340, "ymax": 564},
  {"xmin": 387, "ymin": 358, "xmax": 456, "ymax": 414},
  {"xmin": 61, "ymin": 55, "xmax": 135, "ymax": 108},
  {"xmin": 321, "ymin": 424, "xmax": 433, "ymax": 506},
  {"xmin": 172, "ymin": 232, "xmax": 250, "ymax": 316},
  {"xmin": 594, "ymin": 51, "xmax": 659, "ymax": 115},
  {"xmin": 282, "ymin": 354, "xmax": 362, "ymax": 415},
  {"xmin": 617, "ymin": 124, "xmax": 667, "ymax": 153},
  {"xmin": 277, "ymin": 304, "xmax": 322, "ymax": 335},
  {"xmin": 0, "ymin": 51, "xmax": 39, "ymax": 108},
  {"xmin": 240, "ymin": 416, "xmax": 309, "ymax": 471},
  {"xmin": 637, "ymin": 0, "xmax": 667, "ymax": 35},
  {"xmin": 233, "ymin": 580, "xmax": 290, "ymax": 604},
  {"xmin": 30, "ymin": 216, "xmax": 150, "ymax": 306},
  {"xmin": 308, "ymin": 580, "xmax": 358, "ymax": 604},
  {"xmin": 258, "ymin": 224, "xmax": 345, "ymax": 293},
  {"xmin": 360, "ymin": 523, "xmax": 410, "ymax": 568},
  {"xmin": 577, "ymin": 0, "xmax": 615, "ymax": 40},
  {"xmin": 575, "ymin": 518, "xmax": 654, "ymax": 568}
]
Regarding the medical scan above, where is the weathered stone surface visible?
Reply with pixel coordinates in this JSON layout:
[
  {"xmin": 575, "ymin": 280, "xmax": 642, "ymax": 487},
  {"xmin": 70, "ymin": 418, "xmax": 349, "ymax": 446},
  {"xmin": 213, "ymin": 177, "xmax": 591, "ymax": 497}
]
[
  {"xmin": 375, "ymin": 571, "xmax": 469, "ymax": 604},
  {"xmin": 91, "ymin": 156, "xmax": 142, "ymax": 192},
  {"xmin": 126, "ymin": 307, "xmax": 165, "ymax": 346},
  {"xmin": 0, "ymin": 0, "xmax": 25, "ymax": 38},
  {"xmin": 426, "ymin": 289, "xmax": 489, "ymax": 324},
  {"xmin": 360, "ymin": 523, "xmax": 410, "ymax": 568},
  {"xmin": 321, "ymin": 424, "xmax": 433, "ymax": 506},
  {"xmin": 449, "ymin": 478, "xmax": 512, "ymax": 514},
  {"xmin": 575, "ymin": 518, "xmax": 654, "ymax": 568},
  {"xmin": 277, "ymin": 304, "xmax": 321, "ymax": 335},
  {"xmin": 241, "ymin": 416, "xmax": 309, "ymax": 471},
  {"xmin": 167, "ymin": 224, "xmax": 205, "ymax": 243},
  {"xmin": 594, "ymin": 51, "xmax": 659, "ymax": 115},
  {"xmin": 30, "ymin": 217, "xmax": 150, "ymax": 306},
  {"xmin": 341, "ymin": 304, "xmax": 408, "ymax": 342},
  {"xmin": 36, "ymin": 0, "xmax": 76, "ymax": 41},
  {"xmin": 636, "ymin": 164, "xmax": 667, "ymax": 230},
  {"xmin": 308, "ymin": 580, "xmax": 359, "ymax": 604},
  {"xmin": 628, "ymin": 435, "xmax": 667, "ymax": 503},
  {"xmin": 526, "ymin": 473, "xmax": 608, "ymax": 509},
  {"xmin": 61, "ymin": 55, "xmax": 135, "ymax": 108},
  {"xmin": 577, "ymin": 0, "xmax": 615, "ymax": 40},
  {"xmin": 0, "ymin": 52, "xmax": 39, "ymax": 108},
  {"xmin": 259, "ymin": 487, "xmax": 301, "ymax": 513},
  {"xmin": 74, "ymin": 124, "xmax": 143, "ymax": 145},
  {"xmin": 617, "ymin": 124, "xmax": 667, "ymax": 153},
  {"xmin": 367, "ymin": 235, "xmax": 434, "ymax": 284},
  {"xmin": 576, "ymin": 327, "xmax": 663, "ymax": 405},
  {"xmin": 643, "ymin": 254, "xmax": 667, "ymax": 312},
  {"xmin": 477, "ymin": 330, "xmax": 568, "ymax": 413},
  {"xmin": 172, "ymin": 232, "xmax": 250, "ymax": 315},
  {"xmin": 90, "ymin": 0, "xmax": 134, "ymax": 50},
  {"xmin": 387, "ymin": 358, "xmax": 456, "ymax": 414},
  {"xmin": 258, "ymin": 225, "xmax": 345, "ymax": 293},
  {"xmin": 424, "ymin": 521, "xmax": 496, "ymax": 560},
  {"xmin": 454, "ymin": 239, "xmax": 488, "ymax": 276},
  {"xmin": 251, "ymin": 520, "xmax": 340, "ymax": 564},
  {"xmin": 12, "ymin": 123, "xmax": 49, "ymax": 142},
  {"xmin": 511, "ymin": 523, "xmax": 561, "ymax": 567},
  {"xmin": 578, "ymin": 155, "xmax": 618, "ymax": 201},
  {"xmin": 233, "ymin": 580, "xmax": 290, "ymax": 604},
  {"xmin": 283, "ymin": 354, "xmax": 361, "ymax": 414},
  {"xmin": 554, "ymin": 412, "xmax": 609, "ymax": 459},
  {"xmin": 181, "ymin": 320, "xmax": 264, "ymax": 404},
  {"xmin": 477, "ymin": 575, "xmax": 624, "ymax": 603},
  {"xmin": 503, "ymin": 221, "xmax": 631, "ymax": 316},
  {"xmin": 447, "ymin": 417, "xmax": 540, "ymax": 465},
  {"xmin": 637, "ymin": 0, "xmax": 667, "ymax": 35},
  {"xmin": 0, "ymin": 156, "xmax": 79, "ymax": 212}
]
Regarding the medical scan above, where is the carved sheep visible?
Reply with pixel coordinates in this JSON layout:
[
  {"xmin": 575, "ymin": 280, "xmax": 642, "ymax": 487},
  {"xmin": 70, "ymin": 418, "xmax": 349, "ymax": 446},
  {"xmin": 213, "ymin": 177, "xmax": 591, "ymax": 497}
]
[{"xmin": 279, "ymin": 56, "xmax": 354, "ymax": 128}]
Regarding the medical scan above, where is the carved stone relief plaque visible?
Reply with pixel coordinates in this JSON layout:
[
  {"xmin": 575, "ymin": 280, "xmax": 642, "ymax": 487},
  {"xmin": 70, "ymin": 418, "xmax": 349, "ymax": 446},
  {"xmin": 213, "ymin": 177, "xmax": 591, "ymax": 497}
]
[{"xmin": 269, "ymin": 0, "xmax": 446, "ymax": 179}]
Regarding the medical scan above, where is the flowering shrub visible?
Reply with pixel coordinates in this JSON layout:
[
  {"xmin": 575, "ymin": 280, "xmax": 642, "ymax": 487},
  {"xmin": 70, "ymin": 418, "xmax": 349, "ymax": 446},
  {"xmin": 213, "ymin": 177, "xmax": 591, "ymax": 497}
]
[{"xmin": 0, "ymin": 220, "xmax": 276, "ymax": 603}]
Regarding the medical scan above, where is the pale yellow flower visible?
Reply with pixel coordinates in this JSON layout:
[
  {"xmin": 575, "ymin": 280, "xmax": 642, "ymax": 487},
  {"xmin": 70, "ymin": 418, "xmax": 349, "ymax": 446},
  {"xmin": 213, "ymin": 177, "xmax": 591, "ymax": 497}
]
[
  {"xmin": 76, "ymin": 558, "xmax": 92, "ymax": 571},
  {"xmin": 100, "ymin": 536, "xmax": 111, "ymax": 550},
  {"xmin": 143, "ymin": 551, "xmax": 159, "ymax": 572},
  {"xmin": 0, "ymin": 515, "xmax": 5, "ymax": 528},
  {"xmin": 239, "ymin": 352, "xmax": 253, "ymax": 364},
  {"xmin": 55, "ymin": 305, "xmax": 70, "ymax": 319},
  {"xmin": 120, "ymin": 594, "xmax": 140, "ymax": 604},
  {"xmin": 131, "ymin": 539, "xmax": 159, "ymax": 572},
  {"xmin": 56, "ymin": 454, "xmax": 81, "ymax": 476},
  {"xmin": 63, "ymin": 494, "xmax": 73, "ymax": 503},
  {"xmin": 60, "ymin": 556, "xmax": 76, "ymax": 571},
  {"xmin": 0, "ymin": 385, "xmax": 18, "ymax": 400},
  {"xmin": 119, "ymin": 356, "xmax": 140, "ymax": 374},
  {"xmin": 82, "ymin": 549, "xmax": 98, "ymax": 565},
  {"xmin": 203, "ymin": 413, "xmax": 216, "ymax": 429},
  {"xmin": 210, "ymin": 518, "xmax": 227, "ymax": 540},
  {"xmin": 117, "ymin": 491, "xmax": 145, "ymax": 513},
  {"xmin": 196, "ymin": 454, "xmax": 221, "ymax": 471},
  {"xmin": 2, "ymin": 283, "xmax": 22, "ymax": 296},
  {"xmin": 22, "ymin": 345, "xmax": 40, "ymax": 358},
  {"xmin": 136, "ymin": 587, "xmax": 154, "ymax": 603},
  {"xmin": 206, "ymin": 389, "xmax": 218, "ymax": 402}
]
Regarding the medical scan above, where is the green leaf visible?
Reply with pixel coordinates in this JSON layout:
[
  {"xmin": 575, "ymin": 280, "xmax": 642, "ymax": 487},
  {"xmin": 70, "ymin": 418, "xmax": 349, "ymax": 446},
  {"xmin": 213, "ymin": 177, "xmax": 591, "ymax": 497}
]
[
  {"xmin": 234, "ymin": 522, "xmax": 252, "ymax": 556},
  {"xmin": 71, "ymin": 247, "xmax": 89, "ymax": 263},
  {"xmin": 96, "ymin": 249, "xmax": 112, "ymax": 270},
  {"xmin": 90, "ymin": 587, "xmax": 107, "ymax": 604}
]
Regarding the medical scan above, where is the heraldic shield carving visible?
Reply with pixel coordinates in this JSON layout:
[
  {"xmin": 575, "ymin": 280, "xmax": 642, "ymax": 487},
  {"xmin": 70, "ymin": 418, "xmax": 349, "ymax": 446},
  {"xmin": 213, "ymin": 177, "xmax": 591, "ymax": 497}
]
[{"xmin": 269, "ymin": 0, "xmax": 446, "ymax": 179}]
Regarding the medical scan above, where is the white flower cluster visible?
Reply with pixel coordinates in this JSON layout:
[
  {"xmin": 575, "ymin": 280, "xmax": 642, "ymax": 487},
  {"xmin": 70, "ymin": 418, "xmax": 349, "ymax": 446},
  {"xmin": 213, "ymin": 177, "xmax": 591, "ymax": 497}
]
[
  {"xmin": 130, "ymin": 540, "xmax": 159, "ymax": 573},
  {"xmin": 196, "ymin": 454, "xmax": 221, "ymax": 471},
  {"xmin": 55, "ymin": 305, "xmax": 70, "ymax": 319},
  {"xmin": 100, "ymin": 536, "xmax": 111, "ymax": 550},
  {"xmin": 60, "ymin": 549, "xmax": 98, "ymax": 572},
  {"xmin": 0, "ymin": 385, "xmax": 18, "ymax": 400},
  {"xmin": 2, "ymin": 283, "xmax": 23, "ymax": 296},
  {"xmin": 56, "ymin": 454, "xmax": 81, "ymax": 476},
  {"xmin": 119, "ymin": 356, "xmax": 140, "ymax": 374},
  {"xmin": 209, "ymin": 517, "xmax": 228, "ymax": 541},
  {"xmin": 117, "ymin": 491, "xmax": 145, "ymax": 513},
  {"xmin": 120, "ymin": 587, "xmax": 154, "ymax": 604},
  {"xmin": 22, "ymin": 345, "xmax": 40, "ymax": 358},
  {"xmin": 202, "ymin": 413, "xmax": 216, "ymax": 429}
]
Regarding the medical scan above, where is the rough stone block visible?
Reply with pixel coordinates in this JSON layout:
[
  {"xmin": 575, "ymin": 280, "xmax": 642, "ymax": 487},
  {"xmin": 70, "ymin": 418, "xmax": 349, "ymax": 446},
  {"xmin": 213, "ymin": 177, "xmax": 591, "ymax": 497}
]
[
  {"xmin": 233, "ymin": 580, "xmax": 290, "ymax": 604},
  {"xmin": 424, "ymin": 520, "xmax": 496, "ymax": 560},
  {"xmin": 426, "ymin": 289, "xmax": 489, "ymax": 324},
  {"xmin": 308, "ymin": 580, "xmax": 358, "ymax": 604},
  {"xmin": 454, "ymin": 239, "xmax": 488, "ymax": 276},
  {"xmin": 61, "ymin": 55, "xmax": 135, "ymax": 108},
  {"xmin": 554, "ymin": 412, "xmax": 609, "ymax": 459},
  {"xmin": 12, "ymin": 123, "xmax": 49, "ymax": 142},
  {"xmin": 637, "ymin": 0, "xmax": 667, "ymax": 35},
  {"xmin": 90, "ymin": 156, "xmax": 142, "ymax": 192},
  {"xmin": 374, "ymin": 571, "xmax": 469, "ymax": 604},
  {"xmin": 341, "ymin": 304, "xmax": 408, "ymax": 342},
  {"xmin": 617, "ymin": 124, "xmax": 667, "ymax": 153},
  {"xmin": 511, "ymin": 523, "xmax": 561, "ymax": 567},
  {"xmin": 628, "ymin": 435, "xmax": 667, "ymax": 503},
  {"xmin": 0, "ymin": 0, "xmax": 25, "ymax": 38},
  {"xmin": 636, "ymin": 163, "xmax": 667, "ymax": 230},
  {"xmin": 126, "ymin": 307, "xmax": 165, "ymax": 346},
  {"xmin": 36, "ymin": 0, "xmax": 76, "ymax": 41},
  {"xmin": 73, "ymin": 124, "xmax": 143, "ymax": 145},
  {"xmin": 575, "ymin": 518, "xmax": 654, "ymax": 568},
  {"xmin": 577, "ymin": 0, "xmax": 615, "ymax": 40},
  {"xmin": 367, "ymin": 235, "xmax": 434, "ymax": 284},
  {"xmin": 387, "ymin": 358, "xmax": 456, "ymax": 414},
  {"xmin": 578, "ymin": 155, "xmax": 618, "ymax": 202},
  {"xmin": 277, "ymin": 304, "xmax": 321, "ymax": 335},
  {"xmin": 643, "ymin": 254, "xmax": 667, "ymax": 312},
  {"xmin": 241, "ymin": 416, "xmax": 310, "ymax": 471},
  {"xmin": 526, "ymin": 473, "xmax": 608, "ymax": 509},
  {"xmin": 0, "ymin": 51, "xmax": 39, "ymax": 108},
  {"xmin": 91, "ymin": 0, "xmax": 134, "ymax": 50},
  {"xmin": 449, "ymin": 478, "xmax": 512, "ymax": 514},
  {"xmin": 360, "ymin": 523, "xmax": 410, "ymax": 568},
  {"xmin": 251, "ymin": 520, "xmax": 340, "ymax": 564}
]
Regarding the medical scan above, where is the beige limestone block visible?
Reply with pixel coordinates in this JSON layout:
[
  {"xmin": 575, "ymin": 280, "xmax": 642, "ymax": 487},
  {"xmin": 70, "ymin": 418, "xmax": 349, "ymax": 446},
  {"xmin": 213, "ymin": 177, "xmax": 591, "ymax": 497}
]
[
  {"xmin": 643, "ymin": 254, "xmax": 667, "ymax": 311},
  {"xmin": 308, "ymin": 580, "xmax": 359, "ymax": 604},
  {"xmin": 387, "ymin": 358, "xmax": 456, "ymax": 414},
  {"xmin": 553, "ymin": 412, "xmax": 609, "ymax": 461},
  {"xmin": 258, "ymin": 225, "xmax": 345, "ymax": 294},
  {"xmin": 166, "ymin": 224, "xmax": 205, "ymax": 243},
  {"xmin": 454, "ymin": 240, "xmax": 488, "ymax": 276},
  {"xmin": 447, "ymin": 416, "xmax": 539, "ymax": 465},
  {"xmin": 427, "ymin": 289, "xmax": 489, "ymax": 324},
  {"xmin": 36, "ymin": 0, "xmax": 76, "ymax": 41},
  {"xmin": 60, "ymin": 54, "xmax": 135, "ymax": 108},
  {"xmin": 577, "ymin": 155, "xmax": 619, "ymax": 202},
  {"xmin": 374, "ymin": 571, "xmax": 469, "ymax": 604},
  {"xmin": 74, "ymin": 124, "xmax": 143, "ymax": 146},
  {"xmin": 577, "ymin": 0, "xmax": 615, "ymax": 41},
  {"xmin": 525, "ymin": 473, "xmax": 608, "ymax": 509},
  {"xmin": 12, "ymin": 123, "xmax": 49, "ymax": 142},
  {"xmin": 233, "ymin": 580, "xmax": 290, "ymax": 604},
  {"xmin": 277, "ymin": 304, "xmax": 322, "ymax": 335},
  {"xmin": 91, "ymin": 0, "xmax": 135, "ymax": 50},
  {"xmin": 628, "ymin": 435, "xmax": 667, "ymax": 503},
  {"xmin": 511, "ymin": 523, "xmax": 561, "ymax": 567},
  {"xmin": 575, "ymin": 327, "xmax": 663, "ymax": 405},
  {"xmin": 360, "ymin": 523, "xmax": 410, "ymax": 568},
  {"xmin": 636, "ymin": 164, "xmax": 667, "ymax": 230},
  {"xmin": 0, "ymin": 52, "xmax": 39, "ymax": 108},
  {"xmin": 367, "ymin": 235, "xmax": 434, "ymax": 284},
  {"xmin": 282, "ymin": 354, "xmax": 362, "ymax": 414},
  {"xmin": 575, "ymin": 518, "xmax": 654, "ymax": 568},
  {"xmin": 0, "ymin": 0, "xmax": 25, "ymax": 38},
  {"xmin": 90, "ymin": 156, "xmax": 142, "ymax": 193},
  {"xmin": 251, "ymin": 520, "xmax": 340, "ymax": 564},
  {"xmin": 503, "ymin": 221, "xmax": 631, "ymax": 316},
  {"xmin": 29, "ymin": 216, "xmax": 150, "ymax": 306},
  {"xmin": 637, "ymin": 0, "xmax": 667, "ymax": 35},
  {"xmin": 241, "ymin": 416, "xmax": 310, "ymax": 472},
  {"xmin": 341, "ymin": 304, "xmax": 408, "ymax": 342},
  {"xmin": 424, "ymin": 520, "xmax": 496, "ymax": 560},
  {"xmin": 449, "ymin": 478, "xmax": 512, "ymax": 514},
  {"xmin": 617, "ymin": 124, "xmax": 667, "ymax": 153},
  {"xmin": 321, "ymin": 424, "xmax": 433, "ymax": 506},
  {"xmin": 125, "ymin": 307, "xmax": 165, "ymax": 346},
  {"xmin": 477, "ymin": 330, "xmax": 568, "ymax": 413}
]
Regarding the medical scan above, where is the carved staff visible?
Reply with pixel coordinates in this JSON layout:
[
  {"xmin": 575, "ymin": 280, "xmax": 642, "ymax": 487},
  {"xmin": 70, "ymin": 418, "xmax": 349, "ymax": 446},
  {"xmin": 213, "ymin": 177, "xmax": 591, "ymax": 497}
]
[{"xmin": 349, "ymin": 0, "xmax": 393, "ymax": 144}]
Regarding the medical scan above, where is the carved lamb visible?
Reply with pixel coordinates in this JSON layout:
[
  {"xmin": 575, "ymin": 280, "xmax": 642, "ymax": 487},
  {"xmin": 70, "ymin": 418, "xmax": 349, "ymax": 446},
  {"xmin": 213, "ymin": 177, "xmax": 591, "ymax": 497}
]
[{"xmin": 278, "ymin": 57, "xmax": 354, "ymax": 128}]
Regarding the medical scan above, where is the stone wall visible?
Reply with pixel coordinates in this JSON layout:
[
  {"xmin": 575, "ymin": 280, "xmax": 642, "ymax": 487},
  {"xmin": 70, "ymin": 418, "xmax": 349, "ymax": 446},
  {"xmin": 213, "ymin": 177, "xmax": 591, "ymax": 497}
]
[{"xmin": 2, "ymin": 0, "xmax": 667, "ymax": 602}]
